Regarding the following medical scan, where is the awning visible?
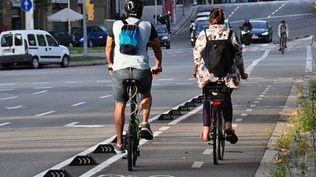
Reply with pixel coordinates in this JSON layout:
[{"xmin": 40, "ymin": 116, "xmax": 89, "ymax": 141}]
[{"xmin": 47, "ymin": 8, "xmax": 83, "ymax": 22}]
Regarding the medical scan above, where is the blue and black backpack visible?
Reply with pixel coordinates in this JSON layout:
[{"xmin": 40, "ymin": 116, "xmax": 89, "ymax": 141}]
[{"xmin": 119, "ymin": 19, "xmax": 141, "ymax": 55}]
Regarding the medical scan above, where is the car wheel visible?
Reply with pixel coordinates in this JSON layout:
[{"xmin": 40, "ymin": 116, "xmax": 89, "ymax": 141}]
[
  {"xmin": 31, "ymin": 57, "xmax": 39, "ymax": 69},
  {"xmin": 61, "ymin": 55, "xmax": 70, "ymax": 68},
  {"xmin": 88, "ymin": 40, "xmax": 93, "ymax": 47}
]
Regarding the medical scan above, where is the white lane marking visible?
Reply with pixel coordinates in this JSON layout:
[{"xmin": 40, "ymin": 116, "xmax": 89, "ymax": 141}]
[
  {"xmin": 250, "ymin": 104, "xmax": 256, "ymax": 108},
  {"xmin": 158, "ymin": 78, "xmax": 174, "ymax": 81},
  {"xmin": 169, "ymin": 105, "xmax": 203, "ymax": 125},
  {"xmin": 32, "ymin": 82, "xmax": 50, "ymax": 85},
  {"xmin": 259, "ymin": 95, "xmax": 265, "ymax": 97},
  {"xmin": 241, "ymin": 113, "xmax": 247, "ymax": 116},
  {"xmin": 246, "ymin": 109, "xmax": 253, "ymax": 112},
  {"xmin": 228, "ymin": 6, "xmax": 239, "ymax": 19},
  {"xmin": 257, "ymin": 97, "xmax": 263, "ymax": 100},
  {"xmin": 254, "ymin": 101, "xmax": 259, "ymax": 104},
  {"xmin": 34, "ymin": 111, "xmax": 55, "ymax": 117},
  {"xmin": 188, "ymin": 78, "xmax": 196, "ymax": 80},
  {"xmin": 34, "ymin": 87, "xmax": 52, "ymax": 89},
  {"xmin": 96, "ymin": 80, "xmax": 111, "ymax": 83},
  {"xmin": 72, "ymin": 102, "xmax": 86, "ymax": 107},
  {"xmin": 65, "ymin": 122, "xmax": 104, "ymax": 128},
  {"xmin": 32, "ymin": 90, "xmax": 48, "ymax": 95},
  {"xmin": 159, "ymin": 126, "xmax": 170, "ymax": 131},
  {"xmin": 0, "ymin": 83, "xmax": 16, "ymax": 86},
  {"xmin": 306, "ymin": 45, "xmax": 312, "ymax": 73},
  {"xmin": 5, "ymin": 105, "xmax": 24, "ymax": 110},
  {"xmin": 0, "ymin": 96, "xmax": 18, "ymax": 101},
  {"xmin": 192, "ymin": 161, "xmax": 204, "ymax": 168},
  {"xmin": 65, "ymin": 81, "xmax": 80, "ymax": 84},
  {"xmin": 99, "ymin": 95, "xmax": 112, "ymax": 99},
  {"xmin": 246, "ymin": 49, "xmax": 270, "ymax": 75},
  {"xmin": 235, "ymin": 118, "xmax": 243, "ymax": 122},
  {"xmin": 232, "ymin": 124, "xmax": 238, "ymax": 128},
  {"xmin": 0, "ymin": 122, "xmax": 11, "ymax": 127},
  {"xmin": 203, "ymin": 149, "xmax": 213, "ymax": 155}
]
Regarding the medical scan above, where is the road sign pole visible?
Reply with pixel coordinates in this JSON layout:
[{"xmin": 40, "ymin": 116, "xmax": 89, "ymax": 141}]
[{"xmin": 25, "ymin": 0, "xmax": 34, "ymax": 30}]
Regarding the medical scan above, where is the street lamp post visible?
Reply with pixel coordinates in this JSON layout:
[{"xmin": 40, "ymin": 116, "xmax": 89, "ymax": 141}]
[{"xmin": 83, "ymin": 0, "xmax": 88, "ymax": 56}]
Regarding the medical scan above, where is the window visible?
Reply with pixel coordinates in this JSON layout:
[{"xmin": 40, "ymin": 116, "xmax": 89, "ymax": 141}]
[
  {"xmin": 14, "ymin": 34, "xmax": 23, "ymax": 46},
  {"xmin": 1, "ymin": 34, "xmax": 13, "ymax": 47},
  {"xmin": 27, "ymin": 34, "xmax": 37, "ymax": 46},
  {"xmin": 36, "ymin": 34, "xmax": 47, "ymax": 46},
  {"xmin": 46, "ymin": 35, "xmax": 58, "ymax": 46}
]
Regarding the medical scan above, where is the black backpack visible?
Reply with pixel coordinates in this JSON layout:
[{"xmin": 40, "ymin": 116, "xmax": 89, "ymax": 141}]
[
  {"xmin": 200, "ymin": 30, "xmax": 236, "ymax": 77},
  {"xmin": 119, "ymin": 19, "xmax": 141, "ymax": 55}
]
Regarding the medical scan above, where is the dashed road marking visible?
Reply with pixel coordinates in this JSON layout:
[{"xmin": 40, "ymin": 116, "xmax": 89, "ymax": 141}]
[
  {"xmin": 34, "ymin": 87, "xmax": 52, "ymax": 89},
  {"xmin": 32, "ymin": 82, "xmax": 50, "ymax": 85},
  {"xmin": 99, "ymin": 95, "xmax": 112, "ymax": 99},
  {"xmin": 158, "ymin": 78, "xmax": 174, "ymax": 81},
  {"xmin": 72, "ymin": 102, "xmax": 86, "ymax": 107},
  {"xmin": 254, "ymin": 101, "xmax": 259, "ymax": 104},
  {"xmin": 232, "ymin": 124, "xmax": 238, "ymax": 128},
  {"xmin": 250, "ymin": 104, "xmax": 256, "ymax": 108},
  {"xmin": 0, "ymin": 122, "xmax": 11, "ymax": 127},
  {"xmin": 0, "ymin": 83, "xmax": 16, "ymax": 86},
  {"xmin": 34, "ymin": 111, "xmax": 55, "ymax": 117},
  {"xmin": 257, "ymin": 97, "xmax": 263, "ymax": 100},
  {"xmin": 65, "ymin": 81, "xmax": 80, "ymax": 84},
  {"xmin": 235, "ymin": 118, "xmax": 243, "ymax": 122},
  {"xmin": 203, "ymin": 148, "xmax": 213, "ymax": 155},
  {"xmin": 246, "ymin": 109, "xmax": 253, "ymax": 112},
  {"xmin": 159, "ymin": 126, "xmax": 170, "ymax": 131},
  {"xmin": 65, "ymin": 122, "xmax": 104, "ymax": 128},
  {"xmin": 241, "ymin": 113, "xmax": 248, "ymax": 116},
  {"xmin": 32, "ymin": 90, "xmax": 48, "ymax": 95},
  {"xmin": 192, "ymin": 161, "xmax": 204, "ymax": 168},
  {"xmin": 5, "ymin": 105, "xmax": 24, "ymax": 110},
  {"xmin": 0, "ymin": 96, "xmax": 18, "ymax": 101}
]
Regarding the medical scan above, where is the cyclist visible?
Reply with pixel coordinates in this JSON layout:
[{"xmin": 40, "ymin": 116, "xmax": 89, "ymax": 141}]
[
  {"xmin": 241, "ymin": 19, "xmax": 252, "ymax": 31},
  {"xmin": 193, "ymin": 8, "xmax": 248, "ymax": 144},
  {"xmin": 278, "ymin": 20, "xmax": 289, "ymax": 51},
  {"xmin": 105, "ymin": 0, "xmax": 162, "ymax": 154}
]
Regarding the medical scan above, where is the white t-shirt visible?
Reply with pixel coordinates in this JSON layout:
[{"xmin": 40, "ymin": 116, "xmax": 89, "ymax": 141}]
[{"xmin": 109, "ymin": 17, "xmax": 157, "ymax": 71}]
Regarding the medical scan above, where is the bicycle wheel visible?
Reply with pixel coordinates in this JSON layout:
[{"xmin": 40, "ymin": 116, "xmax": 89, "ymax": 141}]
[
  {"xmin": 211, "ymin": 106, "xmax": 219, "ymax": 165},
  {"xmin": 127, "ymin": 122, "xmax": 135, "ymax": 171},
  {"xmin": 218, "ymin": 114, "xmax": 225, "ymax": 160}
]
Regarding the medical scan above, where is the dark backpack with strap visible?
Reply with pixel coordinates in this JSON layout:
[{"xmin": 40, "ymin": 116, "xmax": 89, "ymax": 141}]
[
  {"xmin": 200, "ymin": 30, "xmax": 236, "ymax": 77},
  {"xmin": 119, "ymin": 19, "xmax": 141, "ymax": 55}
]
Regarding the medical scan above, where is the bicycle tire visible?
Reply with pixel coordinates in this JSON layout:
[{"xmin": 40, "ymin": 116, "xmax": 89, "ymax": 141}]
[
  {"xmin": 218, "ymin": 114, "xmax": 225, "ymax": 160},
  {"xmin": 127, "ymin": 122, "xmax": 135, "ymax": 171},
  {"xmin": 211, "ymin": 106, "xmax": 219, "ymax": 165}
]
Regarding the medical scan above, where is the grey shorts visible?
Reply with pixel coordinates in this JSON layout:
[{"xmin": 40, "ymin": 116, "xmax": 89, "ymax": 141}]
[{"xmin": 111, "ymin": 68, "xmax": 152, "ymax": 103}]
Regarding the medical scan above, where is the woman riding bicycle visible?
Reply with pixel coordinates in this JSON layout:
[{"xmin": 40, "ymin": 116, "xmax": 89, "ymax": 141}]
[
  {"xmin": 278, "ymin": 20, "xmax": 289, "ymax": 51},
  {"xmin": 192, "ymin": 8, "xmax": 248, "ymax": 144}
]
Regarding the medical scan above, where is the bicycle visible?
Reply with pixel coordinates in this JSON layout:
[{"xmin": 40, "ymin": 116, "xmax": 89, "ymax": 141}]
[
  {"xmin": 280, "ymin": 32, "xmax": 286, "ymax": 54},
  {"xmin": 202, "ymin": 81, "xmax": 230, "ymax": 165},
  {"xmin": 123, "ymin": 67, "xmax": 141, "ymax": 171}
]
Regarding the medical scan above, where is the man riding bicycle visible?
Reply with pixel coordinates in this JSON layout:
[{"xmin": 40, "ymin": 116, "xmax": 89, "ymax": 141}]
[
  {"xmin": 105, "ymin": 0, "xmax": 162, "ymax": 154},
  {"xmin": 192, "ymin": 8, "xmax": 248, "ymax": 144},
  {"xmin": 278, "ymin": 20, "xmax": 289, "ymax": 51}
]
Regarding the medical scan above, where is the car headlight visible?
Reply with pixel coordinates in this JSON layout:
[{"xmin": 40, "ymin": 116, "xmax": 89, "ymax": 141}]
[
  {"xmin": 79, "ymin": 37, "xmax": 84, "ymax": 42},
  {"xmin": 241, "ymin": 31, "xmax": 246, "ymax": 35},
  {"xmin": 262, "ymin": 31, "xmax": 269, "ymax": 35},
  {"xmin": 162, "ymin": 36, "xmax": 168, "ymax": 40}
]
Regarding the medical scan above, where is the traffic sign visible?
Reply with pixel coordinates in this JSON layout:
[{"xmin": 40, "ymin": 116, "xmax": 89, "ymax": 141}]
[{"xmin": 20, "ymin": 0, "xmax": 32, "ymax": 12}]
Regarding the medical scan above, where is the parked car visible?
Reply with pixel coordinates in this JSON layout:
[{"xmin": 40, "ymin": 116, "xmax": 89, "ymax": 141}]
[
  {"xmin": 247, "ymin": 20, "xmax": 273, "ymax": 43},
  {"xmin": 156, "ymin": 23, "xmax": 170, "ymax": 49},
  {"xmin": 49, "ymin": 31, "xmax": 75, "ymax": 47},
  {"xmin": 73, "ymin": 25, "xmax": 108, "ymax": 47},
  {"xmin": 0, "ymin": 30, "xmax": 70, "ymax": 69}
]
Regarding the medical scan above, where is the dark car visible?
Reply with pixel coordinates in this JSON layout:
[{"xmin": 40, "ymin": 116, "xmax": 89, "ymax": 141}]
[
  {"xmin": 49, "ymin": 31, "xmax": 75, "ymax": 47},
  {"xmin": 73, "ymin": 25, "xmax": 108, "ymax": 47},
  {"xmin": 191, "ymin": 18, "xmax": 209, "ymax": 46},
  {"xmin": 248, "ymin": 20, "xmax": 273, "ymax": 42},
  {"xmin": 156, "ymin": 23, "xmax": 170, "ymax": 49}
]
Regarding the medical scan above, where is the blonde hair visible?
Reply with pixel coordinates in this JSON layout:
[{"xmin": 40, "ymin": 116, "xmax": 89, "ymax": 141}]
[{"xmin": 209, "ymin": 8, "xmax": 225, "ymax": 25}]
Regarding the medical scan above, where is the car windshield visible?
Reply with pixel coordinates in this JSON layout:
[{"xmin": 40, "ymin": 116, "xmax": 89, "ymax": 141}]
[
  {"xmin": 252, "ymin": 22, "xmax": 267, "ymax": 29},
  {"xmin": 196, "ymin": 22, "xmax": 209, "ymax": 31},
  {"xmin": 156, "ymin": 25, "xmax": 167, "ymax": 33}
]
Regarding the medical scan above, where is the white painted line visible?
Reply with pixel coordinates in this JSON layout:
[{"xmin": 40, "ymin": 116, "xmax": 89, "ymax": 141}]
[
  {"xmin": 176, "ymin": 83, "xmax": 193, "ymax": 85},
  {"xmin": 96, "ymin": 80, "xmax": 111, "ymax": 83},
  {"xmin": 34, "ymin": 111, "xmax": 55, "ymax": 117},
  {"xmin": 32, "ymin": 82, "xmax": 49, "ymax": 85},
  {"xmin": 65, "ymin": 81, "xmax": 80, "ymax": 84},
  {"xmin": 192, "ymin": 161, "xmax": 204, "ymax": 168},
  {"xmin": 250, "ymin": 104, "xmax": 256, "ymax": 108},
  {"xmin": 152, "ymin": 84, "xmax": 160, "ymax": 86},
  {"xmin": 34, "ymin": 87, "xmax": 52, "ymax": 89},
  {"xmin": 99, "ymin": 95, "xmax": 112, "ymax": 99},
  {"xmin": 5, "ymin": 105, "xmax": 24, "ymax": 110},
  {"xmin": 235, "ymin": 118, "xmax": 243, "ymax": 122},
  {"xmin": 267, "ymin": 85, "xmax": 271, "ymax": 88},
  {"xmin": 203, "ymin": 149, "xmax": 213, "ymax": 155},
  {"xmin": 0, "ymin": 96, "xmax": 18, "ymax": 101},
  {"xmin": 241, "ymin": 113, "xmax": 248, "ymax": 116},
  {"xmin": 158, "ymin": 78, "xmax": 174, "ymax": 81},
  {"xmin": 188, "ymin": 78, "xmax": 196, "ymax": 80},
  {"xmin": 232, "ymin": 124, "xmax": 238, "ymax": 128},
  {"xmin": 72, "ymin": 102, "xmax": 86, "ymax": 107},
  {"xmin": 259, "ymin": 95, "xmax": 265, "ymax": 97},
  {"xmin": 32, "ymin": 90, "xmax": 48, "ymax": 95},
  {"xmin": 159, "ymin": 126, "xmax": 170, "ymax": 131},
  {"xmin": 65, "ymin": 122, "xmax": 104, "ymax": 128},
  {"xmin": 246, "ymin": 49, "xmax": 270, "ymax": 75},
  {"xmin": 168, "ymin": 105, "xmax": 203, "ymax": 125},
  {"xmin": 0, "ymin": 83, "xmax": 16, "ymax": 86},
  {"xmin": 246, "ymin": 109, "xmax": 253, "ymax": 112},
  {"xmin": 254, "ymin": 101, "xmax": 259, "ymax": 104},
  {"xmin": 306, "ymin": 45, "xmax": 312, "ymax": 73},
  {"xmin": 0, "ymin": 122, "xmax": 11, "ymax": 127},
  {"xmin": 0, "ymin": 88, "xmax": 15, "ymax": 92},
  {"xmin": 257, "ymin": 97, "xmax": 263, "ymax": 100}
]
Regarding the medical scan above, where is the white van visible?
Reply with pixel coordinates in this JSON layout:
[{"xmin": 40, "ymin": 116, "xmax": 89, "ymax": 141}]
[{"xmin": 0, "ymin": 30, "xmax": 70, "ymax": 69}]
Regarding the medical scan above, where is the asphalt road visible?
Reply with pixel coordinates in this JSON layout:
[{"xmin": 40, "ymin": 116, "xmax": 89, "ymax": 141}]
[{"xmin": 0, "ymin": 1, "xmax": 315, "ymax": 177}]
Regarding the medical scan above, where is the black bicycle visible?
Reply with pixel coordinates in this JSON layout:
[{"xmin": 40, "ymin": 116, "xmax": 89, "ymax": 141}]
[
  {"xmin": 123, "ymin": 68, "xmax": 141, "ymax": 171},
  {"xmin": 203, "ymin": 81, "xmax": 230, "ymax": 165}
]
